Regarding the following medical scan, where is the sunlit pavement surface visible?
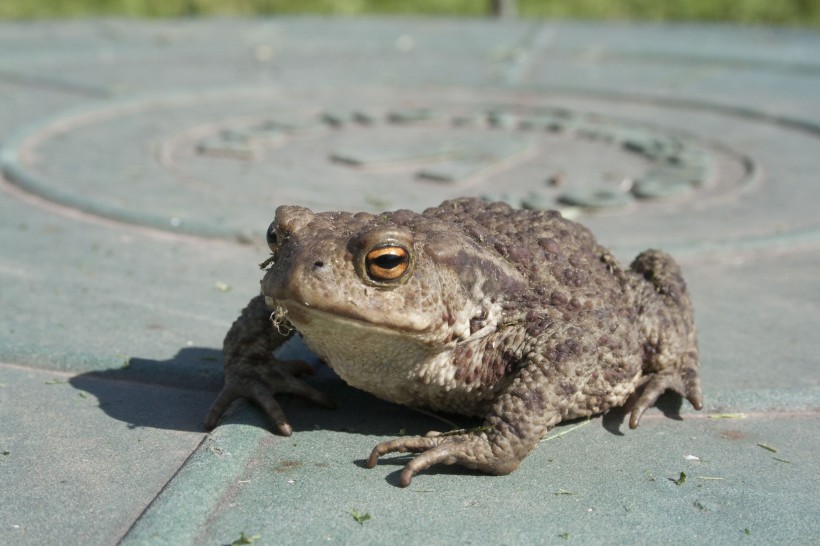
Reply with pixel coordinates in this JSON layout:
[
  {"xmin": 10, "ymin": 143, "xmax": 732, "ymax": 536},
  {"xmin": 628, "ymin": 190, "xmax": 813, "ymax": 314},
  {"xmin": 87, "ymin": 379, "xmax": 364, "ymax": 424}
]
[{"xmin": 0, "ymin": 18, "xmax": 818, "ymax": 545}]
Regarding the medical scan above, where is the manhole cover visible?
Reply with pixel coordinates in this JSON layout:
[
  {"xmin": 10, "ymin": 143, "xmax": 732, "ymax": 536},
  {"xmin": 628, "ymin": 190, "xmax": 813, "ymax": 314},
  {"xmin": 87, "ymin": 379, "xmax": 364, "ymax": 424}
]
[{"xmin": 4, "ymin": 86, "xmax": 816, "ymax": 252}]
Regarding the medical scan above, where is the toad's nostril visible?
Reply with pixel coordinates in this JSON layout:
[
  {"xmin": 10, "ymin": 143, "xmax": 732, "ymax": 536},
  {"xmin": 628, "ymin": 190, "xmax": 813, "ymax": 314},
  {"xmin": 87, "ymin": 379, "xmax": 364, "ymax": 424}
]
[{"xmin": 313, "ymin": 260, "xmax": 325, "ymax": 269}]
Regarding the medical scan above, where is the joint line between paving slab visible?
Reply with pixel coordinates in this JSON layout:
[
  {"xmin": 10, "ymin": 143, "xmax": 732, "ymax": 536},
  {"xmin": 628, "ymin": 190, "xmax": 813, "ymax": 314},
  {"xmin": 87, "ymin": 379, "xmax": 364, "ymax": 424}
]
[
  {"xmin": 117, "ymin": 408, "xmax": 275, "ymax": 546},
  {"xmin": 502, "ymin": 22, "xmax": 556, "ymax": 86},
  {"xmin": 115, "ymin": 435, "xmax": 211, "ymax": 545}
]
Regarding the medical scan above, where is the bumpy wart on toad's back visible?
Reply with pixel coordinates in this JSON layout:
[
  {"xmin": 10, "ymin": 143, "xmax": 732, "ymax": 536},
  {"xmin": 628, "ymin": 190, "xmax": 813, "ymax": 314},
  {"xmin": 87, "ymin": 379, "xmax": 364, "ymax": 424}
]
[{"xmin": 205, "ymin": 198, "xmax": 702, "ymax": 486}]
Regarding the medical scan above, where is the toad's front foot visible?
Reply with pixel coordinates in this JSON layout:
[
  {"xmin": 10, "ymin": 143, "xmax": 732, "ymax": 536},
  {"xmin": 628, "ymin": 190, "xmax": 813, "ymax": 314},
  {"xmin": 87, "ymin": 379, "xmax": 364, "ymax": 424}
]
[
  {"xmin": 367, "ymin": 431, "xmax": 519, "ymax": 487},
  {"xmin": 205, "ymin": 358, "xmax": 335, "ymax": 436}
]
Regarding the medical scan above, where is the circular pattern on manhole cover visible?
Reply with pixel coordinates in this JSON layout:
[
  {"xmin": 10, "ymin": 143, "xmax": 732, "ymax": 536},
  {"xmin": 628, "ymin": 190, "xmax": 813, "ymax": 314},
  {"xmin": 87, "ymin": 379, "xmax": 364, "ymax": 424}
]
[{"xmin": 0, "ymin": 86, "xmax": 782, "ymax": 247}]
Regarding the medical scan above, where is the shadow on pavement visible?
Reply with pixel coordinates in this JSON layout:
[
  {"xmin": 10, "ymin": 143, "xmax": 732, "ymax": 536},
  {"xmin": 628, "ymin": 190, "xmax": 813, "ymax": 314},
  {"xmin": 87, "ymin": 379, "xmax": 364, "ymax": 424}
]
[
  {"xmin": 68, "ymin": 346, "xmax": 689, "ymax": 447},
  {"xmin": 68, "ymin": 346, "xmax": 224, "ymax": 433},
  {"xmin": 66, "ymin": 346, "xmax": 465, "ymax": 437},
  {"xmin": 603, "ymin": 390, "xmax": 686, "ymax": 436}
]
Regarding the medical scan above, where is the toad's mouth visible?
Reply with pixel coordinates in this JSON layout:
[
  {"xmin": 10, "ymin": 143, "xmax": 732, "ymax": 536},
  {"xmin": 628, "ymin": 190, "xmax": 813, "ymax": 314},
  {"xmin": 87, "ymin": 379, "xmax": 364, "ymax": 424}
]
[{"xmin": 264, "ymin": 296, "xmax": 433, "ymax": 338}]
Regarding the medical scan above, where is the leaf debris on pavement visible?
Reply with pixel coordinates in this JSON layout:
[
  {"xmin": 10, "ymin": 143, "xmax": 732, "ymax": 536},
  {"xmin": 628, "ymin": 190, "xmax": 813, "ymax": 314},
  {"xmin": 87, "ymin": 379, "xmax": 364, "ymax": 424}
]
[
  {"xmin": 555, "ymin": 488, "xmax": 577, "ymax": 496},
  {"xmin": 230, "ymin": 531, "xmax": 261, "ymax": 545},
  {"xmin": 670, "ymin": 472, "xmax": 687, "ymax": 485},
  {"xmin": 707, "ymin": 413, "xmax": 746, "ymax": 420},
  {"xmin": 351, "ymin": 510, "xmax": 371, "ymax": 525},
  {"xmin": 542, "ymin": 418, "xmax": 590, "ymax": 442}
]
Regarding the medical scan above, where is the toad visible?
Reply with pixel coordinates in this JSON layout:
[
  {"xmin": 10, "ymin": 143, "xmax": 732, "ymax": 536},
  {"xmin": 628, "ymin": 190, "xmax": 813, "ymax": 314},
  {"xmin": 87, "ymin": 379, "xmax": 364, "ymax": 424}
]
[{"xmin": 205, "ymin": 198, "xmax": 702, "ymax": 486}]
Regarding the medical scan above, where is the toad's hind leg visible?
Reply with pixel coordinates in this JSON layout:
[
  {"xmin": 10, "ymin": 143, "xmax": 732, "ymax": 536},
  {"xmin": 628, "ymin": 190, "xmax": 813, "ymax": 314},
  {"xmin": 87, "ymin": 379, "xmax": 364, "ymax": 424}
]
[
  {"xmin": 628, "ymin": 249, "xmax": 703, "ymax": 428},
  {"xmin": 367, "ymin": 349, "xmax": 587, "ymax": 487}
]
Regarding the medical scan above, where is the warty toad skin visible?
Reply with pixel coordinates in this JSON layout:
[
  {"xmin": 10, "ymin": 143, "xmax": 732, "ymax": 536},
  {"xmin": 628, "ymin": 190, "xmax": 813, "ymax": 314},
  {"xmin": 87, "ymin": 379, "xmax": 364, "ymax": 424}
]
[{"xmin": 205, "ymin": 198, "xmax": 703, "ymax": 487}]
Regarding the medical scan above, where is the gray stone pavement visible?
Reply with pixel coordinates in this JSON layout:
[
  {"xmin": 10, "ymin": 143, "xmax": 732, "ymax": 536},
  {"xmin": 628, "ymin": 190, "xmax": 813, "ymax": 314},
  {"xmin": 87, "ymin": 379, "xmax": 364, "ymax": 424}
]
[{"xmin": 0, "ymin": 17, "xmax": 818, "ymax": 545}]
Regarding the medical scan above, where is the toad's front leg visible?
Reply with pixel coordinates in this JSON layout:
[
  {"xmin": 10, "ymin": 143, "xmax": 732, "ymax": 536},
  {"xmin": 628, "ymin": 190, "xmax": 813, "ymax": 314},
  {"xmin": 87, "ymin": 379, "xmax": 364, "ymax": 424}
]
[
  {"xmin": 205, "ymin": 294, "xmax": 334, "ymax": 435},
  {"xmin": 367, "ymin": 356, "xmax": 565, "ymax": 487}
]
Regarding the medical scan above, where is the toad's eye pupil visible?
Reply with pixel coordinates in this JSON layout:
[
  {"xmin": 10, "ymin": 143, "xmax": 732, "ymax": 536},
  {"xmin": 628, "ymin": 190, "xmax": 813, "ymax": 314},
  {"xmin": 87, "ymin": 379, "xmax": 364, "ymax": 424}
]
[
  {"xmin": 365, "ymin": 245, "xmax": 410, "ymax": 281},
  {"xmin": 266, "ymin": 223, "xmax": 278, "ymax": 247},
  {"xmin": 372, "ymin": 253, "xmax": 404, "ymax": 269}
]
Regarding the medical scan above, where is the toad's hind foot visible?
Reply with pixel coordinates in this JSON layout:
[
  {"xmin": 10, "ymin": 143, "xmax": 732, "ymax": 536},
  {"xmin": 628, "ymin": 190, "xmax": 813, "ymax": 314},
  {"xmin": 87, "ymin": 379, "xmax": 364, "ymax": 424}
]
[
  {"xmin": 629, "ymin": 364, "xmax": 703, "ymax": 429},
  {"xmin": 367, "ymin": 431, "xmax": 518, "ymax": 487}
]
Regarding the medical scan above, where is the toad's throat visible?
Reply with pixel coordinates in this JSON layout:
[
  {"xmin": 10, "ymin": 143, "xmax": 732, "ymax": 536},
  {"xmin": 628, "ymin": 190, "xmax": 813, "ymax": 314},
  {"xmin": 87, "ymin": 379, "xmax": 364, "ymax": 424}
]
[{"xmin": 271, "ymin": 298, "xmax": 455, "ymax": 407}]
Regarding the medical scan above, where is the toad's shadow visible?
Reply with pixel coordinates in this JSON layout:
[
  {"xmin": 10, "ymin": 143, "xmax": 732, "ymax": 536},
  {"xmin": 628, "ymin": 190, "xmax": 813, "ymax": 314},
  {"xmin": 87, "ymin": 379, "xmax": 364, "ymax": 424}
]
[
  {"xmin": 69, "ymin": 345, "xmax": 689, "ymax": 447},
  {"xmin": 68, "ymin": 347, "xmax": 225, "ymax": 433},
  {"xmin": 67, "ymin": 346, "xmax": 469, "ymax": 437}
]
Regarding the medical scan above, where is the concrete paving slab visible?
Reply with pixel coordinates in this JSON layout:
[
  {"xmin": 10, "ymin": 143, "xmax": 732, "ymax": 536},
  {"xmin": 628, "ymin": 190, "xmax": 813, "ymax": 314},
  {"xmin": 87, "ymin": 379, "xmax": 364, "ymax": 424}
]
[
  {"xmin": 0, "ymin": 363, "xmax": 213, "ymax": 544},
  {"xmin": 121, "ymin": 382, "xmax": 820, "ymax": 545},
  {"xmin": 686, "ymin": 250, "xmax": 820, "ymax": 392},
  {"xmin": 0, "ymin": 16, "xmax": 818, "ymax": 546},
  {"xmin": 0, "ymin": 187, "xmax": 260, "ymax": 374}
]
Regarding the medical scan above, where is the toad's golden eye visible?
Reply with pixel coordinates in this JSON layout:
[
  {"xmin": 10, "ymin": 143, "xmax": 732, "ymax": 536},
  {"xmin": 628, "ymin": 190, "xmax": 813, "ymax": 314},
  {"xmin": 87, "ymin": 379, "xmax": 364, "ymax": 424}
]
[{"xmin": 365, "ymin": 245, "xmax": 410, "ymax": 281}]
